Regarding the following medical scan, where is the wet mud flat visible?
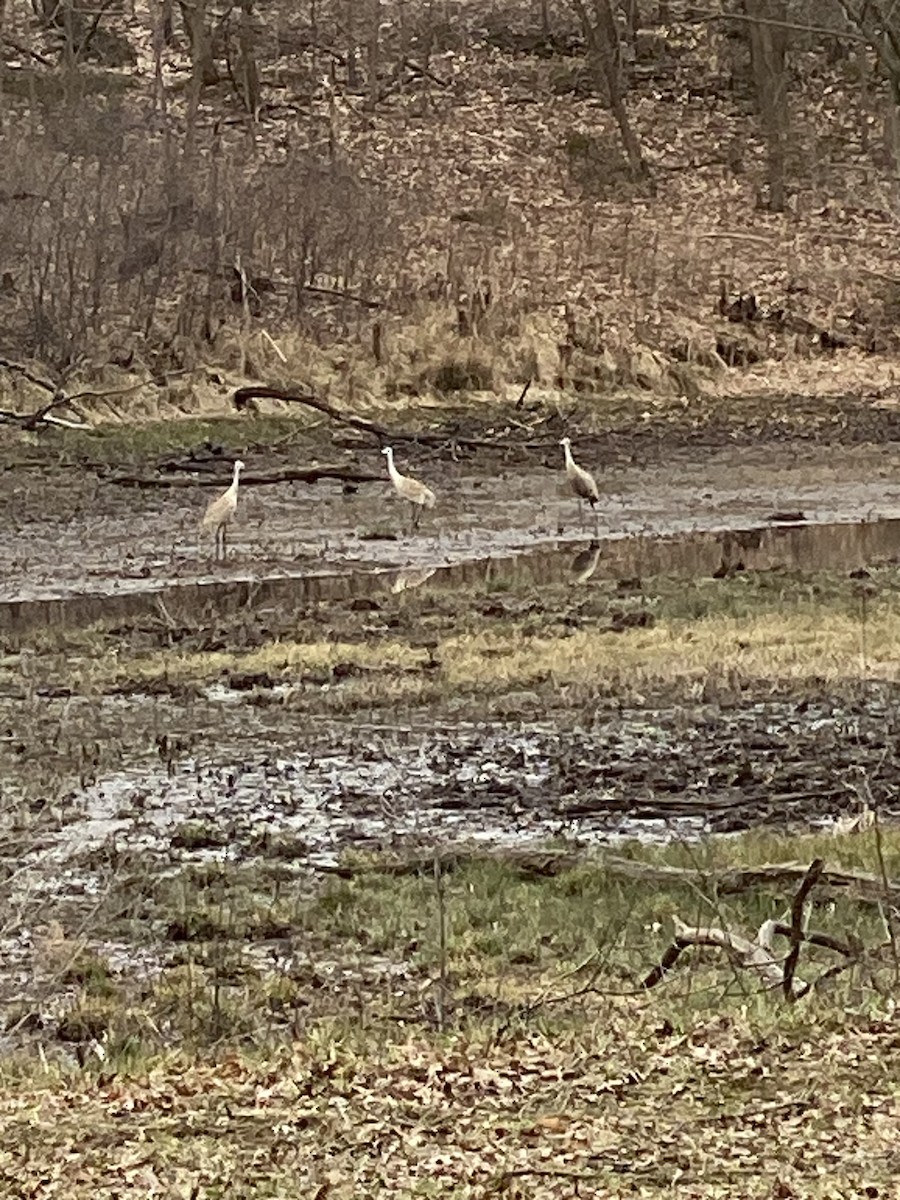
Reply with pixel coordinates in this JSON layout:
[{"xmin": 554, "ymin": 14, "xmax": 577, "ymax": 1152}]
[
  {"xmin": 4, "ymin": 483, "xmax": 900, "ymax": 638},
  {"xmin": 2, "ymin": 438, "xmax": 900, "ymax": 612},
  {"xmin": 5, "ymin": 683, "xmax": 900, "ymax": 902},
  {"xmin": 3, "ymin": 413, "xmax": 900, "ymax": 1046}
]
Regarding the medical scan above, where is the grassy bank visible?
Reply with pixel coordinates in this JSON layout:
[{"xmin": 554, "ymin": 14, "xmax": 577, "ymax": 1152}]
[{"xmin": 14, "ymin": 565, "xmax": 898, "ymax": 710}]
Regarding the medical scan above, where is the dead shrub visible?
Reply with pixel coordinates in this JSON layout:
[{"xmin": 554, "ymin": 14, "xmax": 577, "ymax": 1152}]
[{"xmin": 425, "ymin": 356, "xmax": 495, "ymax": 394}]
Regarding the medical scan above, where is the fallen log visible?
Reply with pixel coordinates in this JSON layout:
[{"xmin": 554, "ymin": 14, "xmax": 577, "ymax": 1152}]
[
  {"xmin": 107, "ymin": 464, "xmax": 383, "ymax": 488},
  {"xmin": 314, "ymin": 846, "xmax": 900, "ymax": 906},
  {"xmin": 231, "ymin": 384, "xmax": 552, "ymax": 452}
]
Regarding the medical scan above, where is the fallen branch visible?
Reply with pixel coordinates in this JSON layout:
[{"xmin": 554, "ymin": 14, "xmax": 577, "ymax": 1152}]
[
  {"xmin": 783, "ymin": 857, "xmax": 824, "ymax": 1001},
  {"xmin": 642, "ymin": 915, "xmax": 795, "ymax": 993},
  {"xmin": 234, "ymin": 384, "xmax": 394, "ymax": 439},
  {"xmin": 107, "ymin": 464, "xmax": 383, "ymax": 488},
  {"xmin": 314, "ymin": 847, "xmax": 900, "ymax": 906},
  {"xmin": 0, "ymin": 356, "xmax": 90, "ymax": 429},
  {"xmin": 231, "ymin": 384, "xmax": 552, "ymax": 452},
  {"xmin": 604, "ymin": 857, "xmax": 900, "ymax": 907}
]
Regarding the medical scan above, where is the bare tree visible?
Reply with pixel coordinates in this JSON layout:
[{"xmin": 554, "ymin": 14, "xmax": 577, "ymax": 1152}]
[
  {"xmin": 234, "ymin": 0, "xmax": 260, "ymax": 118},
  {"xmin": 570, "ymin": 0, "xmax": 650, "ymax": 181},
  {"xmin": 837, "ymin": 0, "xmax": 900, "ymax": 179},
  {"xmin": 180, "ymin": 0, "xmax": 213, "ymax": 162},
  {"xmin": 366, "ymin": 0, "xmax": 381, "ymax": 108}
]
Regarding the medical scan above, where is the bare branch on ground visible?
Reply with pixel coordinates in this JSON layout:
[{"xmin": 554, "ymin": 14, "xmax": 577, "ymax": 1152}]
[{"xmin": 782, "ymin": 857, "xmax": 825, "ymax": 1000}]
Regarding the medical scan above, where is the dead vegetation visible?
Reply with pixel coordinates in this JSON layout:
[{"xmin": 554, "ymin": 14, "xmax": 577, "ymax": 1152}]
[
  {"xmin": 4, "ymin": 2, "xmax": 900, "ymax": 424},
  {"xmin": 4, "ymin": 830, "xmax": 900, "ymax": 1195}
]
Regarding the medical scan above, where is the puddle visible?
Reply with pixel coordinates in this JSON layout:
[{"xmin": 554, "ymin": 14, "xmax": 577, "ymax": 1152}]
[{"xmin": 2, "ymin": 512, "xmax": 899, "ymax": 636}]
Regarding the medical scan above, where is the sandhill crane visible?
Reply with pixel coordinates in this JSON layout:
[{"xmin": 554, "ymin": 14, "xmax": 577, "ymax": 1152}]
[
  {"xmin": 559, "ymin": 437, "xmax": 600, "ymax": 529},
  {"xmin": 201, "ymin": 459, "xmax": 245, "ymax": 559},
  {"xmin": 382, "ymin": 446, "xmax": 436, "ymax": 531}
]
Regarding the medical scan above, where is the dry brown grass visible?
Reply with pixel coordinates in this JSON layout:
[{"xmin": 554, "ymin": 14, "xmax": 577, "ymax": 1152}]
[
  {"xmin": 1, "ymin": 1009, "xmax": 898, "ymax": 1197},
  {"xmin": 80, "ymin": 604, "xmax": 898, "ymax": 707}
]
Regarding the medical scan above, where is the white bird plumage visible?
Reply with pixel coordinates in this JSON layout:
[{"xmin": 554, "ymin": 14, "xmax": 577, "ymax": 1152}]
[
  {"xmin": 559, "ymin": 437, "xmax": 600, "ymax": 528},
  {"xmin": 382, "ymin": 446, "xmax": 436, "ymax": 530},
  {"xmin": 202, "ymin": 459, "xmax": 245, "ymax": 558}
]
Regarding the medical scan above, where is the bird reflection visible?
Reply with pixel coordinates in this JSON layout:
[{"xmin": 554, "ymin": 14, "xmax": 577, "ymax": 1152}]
[
  {"xmin": 569, "ymin": 540, "xmax": 602, "ymax": 585},
  {"xmin": 391, "ymin": 566, "xmax": 437, "ymax": 593}
]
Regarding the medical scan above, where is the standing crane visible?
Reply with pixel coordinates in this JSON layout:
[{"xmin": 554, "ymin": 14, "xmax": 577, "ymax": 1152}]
[
  {"xmin": 559, "ymin": 437, "xmax": 600, "ymax": 529},
  {"xmin": 201, "ymin": 459, "xmax": 245, "ymax": 559},
  {"xmin": 381, "ymin": 446, "xmax": 436, "ymax": 531}
]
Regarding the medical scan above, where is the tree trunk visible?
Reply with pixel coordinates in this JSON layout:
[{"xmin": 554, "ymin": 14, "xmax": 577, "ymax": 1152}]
[
  {"xmin": 345, "ymin": 0, "xmax": 359, "ymax": 89},
  {"xmin": 181, "ymin": 0, "xmax": 211, "ymax": 164},
  {"xmin": 572, "ymin": 0, "xmax": 650, "ymax": 182},
  {"xmin": 0, "ymin": 0, "xmax": 6, "ymax": 131},
  {"xmin": 237, "ymin": 0, "xmax": 261, "ymax": 118},
  {"xmin": 179, "ymin": 0, "xmax": 216, "ymax": 87},
  {"xmin": 744, "ymin": 0, "xmax": 789, "ymax": 212}
]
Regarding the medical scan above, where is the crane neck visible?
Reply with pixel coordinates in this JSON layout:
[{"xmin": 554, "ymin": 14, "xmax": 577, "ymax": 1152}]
[
  {"xmin": 385, "ymin": 449, "xmax": 401, "ymax": 482},
  {"xmin": 230, "ymin": 463, "xmax": 243, "ymax": 492},
  {"xmin": 562, "ymin": 443, "xmax": 575, "ymax": 468}
]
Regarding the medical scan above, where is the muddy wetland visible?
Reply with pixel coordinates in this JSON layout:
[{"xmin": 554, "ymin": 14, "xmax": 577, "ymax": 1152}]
[{"xmin": 4, "ymin": 405, "xmax": 900, "ymax": 1195}]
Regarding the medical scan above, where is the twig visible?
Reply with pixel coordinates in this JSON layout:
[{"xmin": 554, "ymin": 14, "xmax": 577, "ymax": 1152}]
[
  {"xmin": 782, "ymin": 858, "xmax": 824, "ymax": 1001},
  {"xmin": 301, "ymin": 284, "xmax": 381, "ymax": 308},
  {"xmin": 872, "ymin": 810, "xmax": 900, "ymax": 988},
  {"xmin": 402, "ymin": 56, "xmax": 450, "ymax": 87},
  {"xmin": 695, "ymin": 231, "xmax": 776, "ymax": 245},
  {"xmin": 490, "ymin": 1165, "xmax": 638, "ymax": 1186},
  {"xmin": 0, "ymin": 34, "xmax": 56, "ymax": 66},
  {"xmin": 73, "ymin": 0, "xmax": 116, "ymax": 62},
  {"xmin": 768, "ymin": 922, "xmax": 860, "ymax": 959},
  {"xmin": 0, "ymin": 356, "xmax": 56, "ymax": 394},
  {"xmin": 260, "ymin": 329, "xmax": 287, "ymax": 363}
]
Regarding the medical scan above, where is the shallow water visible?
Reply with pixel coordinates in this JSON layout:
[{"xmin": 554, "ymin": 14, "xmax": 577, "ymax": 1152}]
[{"xmin": 2, "ymin": 509, "xmax": 899, "ymax": 636}]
